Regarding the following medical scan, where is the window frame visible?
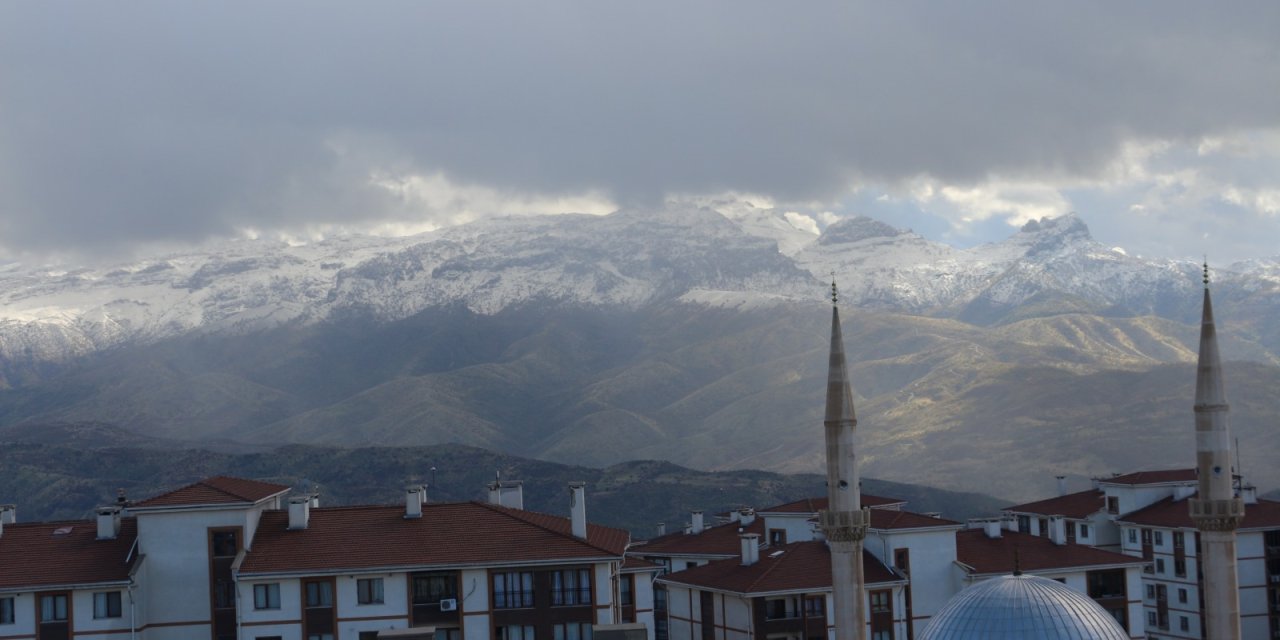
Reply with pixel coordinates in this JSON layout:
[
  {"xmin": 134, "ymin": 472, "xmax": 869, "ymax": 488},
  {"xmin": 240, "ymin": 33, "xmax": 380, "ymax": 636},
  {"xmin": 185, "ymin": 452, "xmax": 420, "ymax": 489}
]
[
  {"xmin": 492, "ymin": 571, "xmax": 535, "ymax": 609},
  {"xmin": 551, "ymin": 568, "xmax": 592, "ymax": 607},
  {"xmin": 93, "ymin": 591, "xmax": 122, "ymax": 619},
  {"xmin": 357, "ymin": 577, "xmax": 385, "ymax": 605},
  {"xmin": 254, "ymin": 583, "xmax": 282, "ymax": 610},
  {"xmin": 0, "ymin": 597, "xmax": 13, "ymax": 625},
  {"xmin": 39, "ymin": 594, "xmax": 68, "ymax": 623}
]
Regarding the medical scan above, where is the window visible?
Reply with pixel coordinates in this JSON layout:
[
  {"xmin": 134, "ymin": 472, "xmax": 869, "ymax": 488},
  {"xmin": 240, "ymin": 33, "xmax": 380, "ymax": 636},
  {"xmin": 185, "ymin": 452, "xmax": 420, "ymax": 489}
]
[
  {"xmin": 436, "ymin": 629, "xmax": 461, "ymax": 640},
  {"xmin": 1086, "ymin": 570, "xmax": 1125, "ymax": 599},
  {"xmin": 1079, "ymin": 524, "xmax": 1090, "ymax": 538},
  {"xmin": 1174, "ymin": 558, "xmax": 1187, "ymax": 577},
  {"xmin": 40, "ymin": 595, "xmax": 68, "ymax": 622},
  {"xmin": 619, "ymin": 575, "xmax": 634, "ymax": 607},
  {"xmin": 359, "ymin": 635, "xmax": 379, "ymax": 640},
  {"xmin": 1107, "ymin": 496, "xmax": 1119, "ymax": 514},
  {"xmin": 493, "ymin": 572, "xmax": 535, "ymax": 609},
  {"xmin": 94, "ymin": 592, "xmax": 122, "ymax": 619},
  {"xmin": 254, "ymin": 584, "xmax": 281, "ymax": 610},
  {"xmin": 554, "ymin": 622, "xmax": 593, "ymax": 640},
  {"xmin": 1173, "ymin": 531, "xmax": 1185, "ymax": 548},
  {"xmin": 768, "ymin": 529, "xmax": 787, "ymax": 545},
  {"xmin": 1156, "ymin": 558, "xmax": 1166, "ymax": 574},
  {"xmin": 358, "ymin": 578, "xmax": 384, "ymax": 605},
  {"xmin": 1127, "ymin": 528, "xmax": 1137, "ymax": 544},
  {"xmin": 414, "ymin": 572, "xmax": 458, "ymax": 605},
  {"xmin": 212, "ymin": 531, "xmax": 239, "ymax": 557},
  {"xmin": 804, "ymin": 596, "xmax": 824, "ymax": 617},
  {"xmin": 1147, "ymin": 611, "xmax": 1157, "ymax": 627},
  {"xmin": 1154, "ymin": 530, "xmax": 1164, "ymax": 546},
  {"xmin": 1017, "ymin": 515, "xmax": 1030, "ymax": 533},
  {"xmin": 869, "ymin": 590, "xmax": 891, "ymax": 613},
  {"xmin": 685, "ymin": 562, "xmax": 698, "ymax": 570},
  {"xmin": 1180, "ymin": 616, "xmax": 1189, "ymax": 632},
  {"xmin": 0, "ymin": 597, "xmax": 12, "ymax": 624},
  {"xmin": 308, "ymin": 635, "xmax": 334, "ymax": 640},
  {"xmin": 306, "ymin": 581, "xmax": 333, "ymax": 608},
  {"xmin": 497, "ymin": 625, "xmax": 535, "ymax": 640},
  {"xmin": 1178, "ymin": 588, "xmax": 1188, "ymax": 604},
  {"xmin": 552, "ymin": 569, "xmax": 592, "ymax": 606},
  {"xmin": 1145, "ymin": 585, "xmax": 1155, "ymax": 599},
  {"xmin": 765, "ymin": 598, "xmax": 795, "ymax": 620},
  {"xmin": 871, "ymin": 633, "xmax": 891, "ymax": 640}
]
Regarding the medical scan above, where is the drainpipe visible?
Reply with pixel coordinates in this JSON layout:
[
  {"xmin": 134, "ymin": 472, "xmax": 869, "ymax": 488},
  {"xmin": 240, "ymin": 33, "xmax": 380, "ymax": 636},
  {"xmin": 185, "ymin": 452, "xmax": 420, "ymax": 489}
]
[{"xmin": 128, "ymin": 579, "xmax": 137, "ymax": 640}]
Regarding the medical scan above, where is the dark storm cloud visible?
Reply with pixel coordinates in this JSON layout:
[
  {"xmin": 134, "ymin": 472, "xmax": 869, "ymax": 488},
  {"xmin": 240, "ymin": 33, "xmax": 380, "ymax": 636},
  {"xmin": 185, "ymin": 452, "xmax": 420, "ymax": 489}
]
[{"xmin": 1, "ymin": 1, "xmax": 1277, "ymax": 257}]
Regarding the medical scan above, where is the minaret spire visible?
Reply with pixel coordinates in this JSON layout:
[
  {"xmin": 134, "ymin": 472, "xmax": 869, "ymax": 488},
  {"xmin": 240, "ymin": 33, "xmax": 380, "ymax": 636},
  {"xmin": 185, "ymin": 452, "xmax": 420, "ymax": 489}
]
[
  {"xmin": 1189, "ymin": 262, "xmax": 1243, "ymax": 640},
  {"xmin": 819, "ymin": 277, "xmax": 869, "ymax": 640}
]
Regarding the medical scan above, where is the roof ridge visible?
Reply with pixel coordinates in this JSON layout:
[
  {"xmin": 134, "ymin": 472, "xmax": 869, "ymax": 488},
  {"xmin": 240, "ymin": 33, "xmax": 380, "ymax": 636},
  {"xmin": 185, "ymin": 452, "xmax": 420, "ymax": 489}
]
[{"xmin": 473, "ymin": 501, "xmax": 625, "ymax": 557}]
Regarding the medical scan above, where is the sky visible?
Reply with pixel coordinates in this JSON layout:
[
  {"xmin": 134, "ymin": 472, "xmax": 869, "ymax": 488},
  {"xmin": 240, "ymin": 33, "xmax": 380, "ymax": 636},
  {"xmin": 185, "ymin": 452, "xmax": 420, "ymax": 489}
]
[{"xmin": 1, "ymin": 2, "xmax": 1278, "ymax": 264}]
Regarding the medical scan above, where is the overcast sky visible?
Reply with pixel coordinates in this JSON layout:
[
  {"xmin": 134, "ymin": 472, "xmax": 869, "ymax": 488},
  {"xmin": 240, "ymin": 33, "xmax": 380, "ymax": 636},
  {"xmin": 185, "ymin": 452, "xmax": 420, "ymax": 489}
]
[{"xmin": 2, "ymin": 2, "xmax": 1278, "ymax": 264}]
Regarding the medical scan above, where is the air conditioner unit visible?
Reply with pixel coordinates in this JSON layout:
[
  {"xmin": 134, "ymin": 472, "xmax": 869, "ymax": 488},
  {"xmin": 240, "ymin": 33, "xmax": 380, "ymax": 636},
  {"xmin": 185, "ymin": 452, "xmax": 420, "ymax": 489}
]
[{"xmin": 440, "ymin": 598, "xmax": 457, "ymax": 611}]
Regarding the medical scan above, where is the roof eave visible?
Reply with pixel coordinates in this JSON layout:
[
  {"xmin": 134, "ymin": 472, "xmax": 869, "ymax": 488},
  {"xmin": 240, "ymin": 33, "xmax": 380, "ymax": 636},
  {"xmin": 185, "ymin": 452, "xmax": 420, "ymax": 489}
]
[{"xmin": 237, "ymin": 554, "xmax": 625, "ymax": 579}]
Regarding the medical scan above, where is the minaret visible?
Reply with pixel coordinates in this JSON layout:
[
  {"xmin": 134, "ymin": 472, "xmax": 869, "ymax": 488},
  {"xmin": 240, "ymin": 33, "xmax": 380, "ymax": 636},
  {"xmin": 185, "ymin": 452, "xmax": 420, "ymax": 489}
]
[
  {"xmin": 1187, "ymin": 262, "xmax": 1244, "ymax": 640},
  {"xmin": 817, "ymin": 279, "xmax": 870, "ymax": 640}
]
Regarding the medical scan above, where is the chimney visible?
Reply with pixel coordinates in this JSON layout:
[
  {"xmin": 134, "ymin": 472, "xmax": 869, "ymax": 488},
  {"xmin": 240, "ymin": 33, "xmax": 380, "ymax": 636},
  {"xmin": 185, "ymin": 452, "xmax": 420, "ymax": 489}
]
[
  {"xmin": 1240, "ymin": 485, "xmax": 1258, "ymax": 505},
  {"xmin": 984, "ymin": 519, "xmax": 1002, "ymax": 539},
  {"xmin": 1056, "ymin": 475, "xmax": 1067, "ymax": 497},
  {"xmin": 288, "ymin": 496, "xmax": 311, "ymax": 530},
  {"xmin": 1048, "ymin": 515, "xmax": 1066, "ymax": 546},
  {"xmin": 740, "ymin": 533, "xmax": 760, "ymax": 566},
  {"xmin": 310, "ymin": 493, "xmax": 320, "ymax": 508},
  {"xmin": 691, "ymin": 510, "xmax": 704, "ymax": 534},
  {"xmin": 656, "ymin": 522, "xmax": 666, "ymax": 537},
  {"xmin": 737, "ymin": 508, "xmax": 756, "ymax": 526},
  {"xmin": 405, "ymin": 486, "xmax": 424, "ymax": 519},
  {"xmin": 569, "ymin": 482, "xmax": 587, "ymax": 539},
  {"xmin": 488, "ymin": 481, "xmax": 524, "ymax": 509},
  {"xmin": 0, "ymin": 505, "xmax": 13, "ymax": 525},
  {"xmin": 683, "ymin": 524, "xmax": 693, "ymax": 535},
  {"xmin": 1003, "ymin": 515, "xmax": 1018, "ymax": 532},
  {"xmin": 96, "ymin": 506, "xmax": 122, "ymax": 540}
]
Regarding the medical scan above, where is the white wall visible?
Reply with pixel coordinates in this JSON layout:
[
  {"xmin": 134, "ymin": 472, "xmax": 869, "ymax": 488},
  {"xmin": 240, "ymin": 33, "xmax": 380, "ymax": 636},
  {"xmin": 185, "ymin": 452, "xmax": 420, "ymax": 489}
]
[
  {"xmin": 238, "ymin": 579, "xmax": 302, "ymax": 627},
  {"xmin": 71, "ymin": 588, "xmax": 133, "ymax": 637},
  {"xmin": 0, "ymin": 592, "xmax": 35, "ymax": 639},
  {"xmin": 761, "ymin": 515, "xmax": 818, "ymax": 545},
  {"xmin": 461, "ymin": 568, "xmax": 491, "ymax": 640},
  {"xmin": 876, "ymin": 528, "xmax": 958, "ymax": 625},
  {"xmin": 595, "ymin": 562, "xmax": 615, "ymax": 625},
  {"xmin": 666, "ymin": 585, "xmax": 694, "ymax": 640},
  {"xmin": 134, "ymin": 506, "xmax": 261, "ymax": 634}
]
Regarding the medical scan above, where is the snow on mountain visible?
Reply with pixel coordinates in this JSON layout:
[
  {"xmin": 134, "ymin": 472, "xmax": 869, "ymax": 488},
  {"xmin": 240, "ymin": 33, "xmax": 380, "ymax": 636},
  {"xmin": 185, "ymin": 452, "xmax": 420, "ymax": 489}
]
[{"xmin": 0, "ymin": 204, "xmax": 1275, "ymax": 365}]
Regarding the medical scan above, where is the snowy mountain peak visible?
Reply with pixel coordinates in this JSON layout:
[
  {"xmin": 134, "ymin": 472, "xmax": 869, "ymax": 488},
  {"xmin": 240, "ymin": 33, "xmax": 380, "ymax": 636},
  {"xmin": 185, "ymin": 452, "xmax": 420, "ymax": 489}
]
[{"xmin": 817, "ymin": 216, "xmax": 907, "ymax": 245}]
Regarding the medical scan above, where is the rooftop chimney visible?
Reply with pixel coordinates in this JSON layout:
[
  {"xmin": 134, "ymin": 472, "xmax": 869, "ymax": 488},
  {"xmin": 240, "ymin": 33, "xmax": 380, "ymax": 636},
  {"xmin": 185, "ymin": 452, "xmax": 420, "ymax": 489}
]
[
  {"xmin": 288, "ymin": 496, "xmax": 311, "ymax": 530},
  {"xmin": 984, "ymin": 519, "xmax": 1002, "ymax": 539},
  {"xmin": 740, "ymin": 533, "xmax": 760, "ymax": 566},
  {"xmin": 1240, "ymin": 485, "xmax": 1258, "ymax": 505},
  {"xmin": 1048, "ymin": 515, "xmax": 1066, "ymax": 546},
  {"xmin": 691, "ymin": 510, "xmax": 704, "ymax": 534},
  {"xmin": 1056, "ymin": 475, "xmax": 1067, "ymax": 497},
  {"xmin": 96, "ymin": 506, "xmax": 122, "ymax": 540},
  {"xmin": 488, "ymin": 480, "xmax": 524, "ymax": 510},
  {"xmin": 656, "ymin": 522, "xmax": 666, "ymax": 537},
  {"xmin": 405, "ymin": 485, "xmax": 424, "ymax": 519},
  {"xmin": 569, "ymin": 482, "xmax": 587, "ymax": 539},
  {"xmin": 0, "ymin": 505, "xmax": 13, "ymax": 525},
  {"xmin": 310, "ymin": 493, "xmax": 320, "ymax": 508},
  {"xmin": 737, "ymin": 508, "xmax": 756, "ymax": 526}
]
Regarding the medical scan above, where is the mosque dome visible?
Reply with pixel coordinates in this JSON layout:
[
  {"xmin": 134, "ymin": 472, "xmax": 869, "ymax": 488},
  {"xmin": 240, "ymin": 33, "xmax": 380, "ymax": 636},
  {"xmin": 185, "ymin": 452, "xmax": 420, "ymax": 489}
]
[{"xmin": 917, "ymin": 574, "xmax": 1130, "ymax": 640}]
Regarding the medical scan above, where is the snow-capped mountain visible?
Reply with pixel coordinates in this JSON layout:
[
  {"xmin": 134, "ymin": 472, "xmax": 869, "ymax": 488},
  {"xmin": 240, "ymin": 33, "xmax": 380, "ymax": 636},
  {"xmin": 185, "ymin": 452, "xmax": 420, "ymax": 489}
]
[{"xmin": 0, "ymin": 205, "xmax": 1276, "ymax": 365}]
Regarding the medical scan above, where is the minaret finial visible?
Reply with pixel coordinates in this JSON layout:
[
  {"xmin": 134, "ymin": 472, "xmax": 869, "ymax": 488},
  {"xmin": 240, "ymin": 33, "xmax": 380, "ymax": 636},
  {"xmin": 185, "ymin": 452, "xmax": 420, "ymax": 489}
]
[
  {"xmin": 830, "ymin": 272, "xmax": 838, "ymax": 306},
  {"xmin": 1203, "ymin": 258, "xmax": 1210, "ymax": 288}
]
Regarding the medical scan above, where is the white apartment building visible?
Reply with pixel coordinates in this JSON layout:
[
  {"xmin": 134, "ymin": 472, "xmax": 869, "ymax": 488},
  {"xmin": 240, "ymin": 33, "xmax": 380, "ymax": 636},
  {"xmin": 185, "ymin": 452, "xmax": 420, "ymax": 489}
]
[{"xmin": 0, "ymin": 477, "xmax": 655, "ymax": 640}]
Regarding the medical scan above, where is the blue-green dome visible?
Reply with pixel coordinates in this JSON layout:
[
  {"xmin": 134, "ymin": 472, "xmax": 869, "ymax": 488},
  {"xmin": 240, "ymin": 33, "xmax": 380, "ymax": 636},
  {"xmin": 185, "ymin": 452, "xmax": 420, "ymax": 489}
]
[{"xmin": 918, "ymin": 574, "xmax": 1129, "ymax": 640}]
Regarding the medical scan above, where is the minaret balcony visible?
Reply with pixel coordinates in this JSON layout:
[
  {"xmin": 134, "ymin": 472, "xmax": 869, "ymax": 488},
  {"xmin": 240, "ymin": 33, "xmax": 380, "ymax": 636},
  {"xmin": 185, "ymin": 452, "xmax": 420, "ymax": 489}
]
[
  {"xmin": 818, "ymin": 507, "xmax": 870, "ymax": 543},
  {"xmin": 1188, "ymin": 497, "xmax": 1244, "ymax": 531}
]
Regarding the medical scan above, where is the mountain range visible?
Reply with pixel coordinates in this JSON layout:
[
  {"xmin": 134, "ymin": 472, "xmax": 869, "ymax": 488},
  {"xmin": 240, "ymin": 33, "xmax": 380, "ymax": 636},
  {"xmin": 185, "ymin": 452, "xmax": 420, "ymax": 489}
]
[{"xmin": 1, "ymin": 204, "xmax": 1277, "ymax": 501}]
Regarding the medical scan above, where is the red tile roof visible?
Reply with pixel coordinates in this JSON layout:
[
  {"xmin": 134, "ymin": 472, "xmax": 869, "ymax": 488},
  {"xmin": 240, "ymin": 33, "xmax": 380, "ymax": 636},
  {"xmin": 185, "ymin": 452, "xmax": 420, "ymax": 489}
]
[
  {"xmin": 1118, "ymin": 496, "xmax": 1280, "ymax": 530},
  {"xmin": 869, "ymin": 509, "xmax": 961, "ymax": 530},
  {"xmin": 955, "ymin": 529, "xmax": 1145, "ymax": 576},
  {"xmin": 1004, "ymin": 490, "xmax": 1105, "ymax": 519},
  {"xmin": 1100, "ymin": 469, "xmax": 1197, "ymax": 486},
  {"xmin": 658, "ymin": 542, "xmax": 902, "ymax": 595},
  {"xmin": 239, "ymin": 502, "xmax": 628, "ymax": 575},
  {"xmin": 132, "ymin": 475, "xmax": 290, "ymax": 509},
  {"xmin": 0, "ymin": 519, "xmax": 138, "ymax": 590},
  {"xmin": 630, "ymin": 518, "xmax": 766, "ymax": 557},
  {"xmin": 758, "ymin": 494, "xmax": 905, "ymax": 514}
]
